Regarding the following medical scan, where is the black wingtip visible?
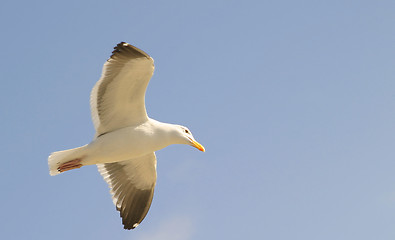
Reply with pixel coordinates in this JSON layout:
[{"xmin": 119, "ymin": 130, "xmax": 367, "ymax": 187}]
[
  {"xmin": 109, "ymin": 42, "xmax": 151, "ymax": 60},
  {"xmin": 123, "ymin": 222, "xmax": 139, "ymax": 230},
  {"xmin": 111, "ymin": 42, "xmax": 128, "ymax": 54}
]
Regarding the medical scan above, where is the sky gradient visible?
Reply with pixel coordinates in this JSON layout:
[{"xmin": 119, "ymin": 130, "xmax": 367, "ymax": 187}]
[{"xmin": 1, "ymin": 0, "xmax": 395, "ymax": 239}]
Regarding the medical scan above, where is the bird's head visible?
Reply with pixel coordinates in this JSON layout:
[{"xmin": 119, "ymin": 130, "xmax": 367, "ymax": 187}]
[{"xmin": 174, "ymin": 125, "xmax": 205, "ymax": 152}]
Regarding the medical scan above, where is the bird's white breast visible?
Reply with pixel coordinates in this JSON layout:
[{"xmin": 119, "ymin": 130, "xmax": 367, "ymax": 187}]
[{"xmin": 82, "ymin": 120, "xmax": 170, "ymax": 165}]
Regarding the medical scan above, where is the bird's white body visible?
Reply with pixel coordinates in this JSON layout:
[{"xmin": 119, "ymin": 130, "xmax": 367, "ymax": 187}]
[
  {"xmin": 51, "ymin": 120, "xmax": 178, "ymax": 170},
  {"xmin": 85, "ymin": 120, "xmax": 169, "ymax": 165}
]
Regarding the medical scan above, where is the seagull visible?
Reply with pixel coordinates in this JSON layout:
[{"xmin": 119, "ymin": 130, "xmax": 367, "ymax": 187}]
[{"xmin": 48, "ymin": 42, "xmax": 205, "ymax": 230}]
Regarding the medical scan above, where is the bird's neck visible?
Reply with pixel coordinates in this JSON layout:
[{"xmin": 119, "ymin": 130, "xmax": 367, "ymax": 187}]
[{"xmin": 146, "ymin": 119, "xmax": 182, "ymax": 149}]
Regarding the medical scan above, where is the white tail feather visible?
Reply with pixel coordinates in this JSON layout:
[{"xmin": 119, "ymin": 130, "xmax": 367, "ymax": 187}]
[{"xmin": 48, "ymin": 145, "xmax": 87, "ymax": 176}]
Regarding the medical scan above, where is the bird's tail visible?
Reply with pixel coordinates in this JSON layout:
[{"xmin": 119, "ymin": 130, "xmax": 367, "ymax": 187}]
[{"xmin": 48, "ymin": 145, "xmax": 87, "ymax": 176}]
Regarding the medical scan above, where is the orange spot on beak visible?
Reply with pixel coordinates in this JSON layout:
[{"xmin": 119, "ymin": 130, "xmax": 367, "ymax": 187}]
[{"xmin": 191, "ymin": 139, "xmax": 205, "ymax": 152}]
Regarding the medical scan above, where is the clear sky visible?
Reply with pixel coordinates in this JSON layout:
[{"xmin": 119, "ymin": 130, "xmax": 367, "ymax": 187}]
[{"xmin": 1, "ymin": 0, "xmax": 395, "ymax": 239}]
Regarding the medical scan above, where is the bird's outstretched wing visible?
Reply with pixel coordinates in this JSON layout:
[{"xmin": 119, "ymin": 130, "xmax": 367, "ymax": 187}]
[
  {"xmin": 97, "ymin": 153, "xmax": 157, "ymax": 229},
  {"xmin": 90, "ymin": 42, "xmax": 154, "ymax": 136}
]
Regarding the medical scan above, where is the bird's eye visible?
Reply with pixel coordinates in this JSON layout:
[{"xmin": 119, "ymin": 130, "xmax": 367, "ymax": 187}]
[{"xmin": 184, "ymin": 129, "xmax": 189, "ymax": 134}]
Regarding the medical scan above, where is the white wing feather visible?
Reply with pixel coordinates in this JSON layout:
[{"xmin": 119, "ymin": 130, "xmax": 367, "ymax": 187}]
[
  {"xmin": 90, "ymin": 42, "xmax": 154, "ymax": 136},
  {"xmin": 97, "ymin": 153, "xmax": 157, "ymax": 229}
]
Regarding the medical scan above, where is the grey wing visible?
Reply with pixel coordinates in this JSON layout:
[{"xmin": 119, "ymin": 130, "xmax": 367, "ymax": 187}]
[
  {"xmin": 97, "ymin": 153, "xmax": 157, "ymax": 229},
  {"xmin": 90, "ymin": 42, "xmax": 155, "ymax": 137}
]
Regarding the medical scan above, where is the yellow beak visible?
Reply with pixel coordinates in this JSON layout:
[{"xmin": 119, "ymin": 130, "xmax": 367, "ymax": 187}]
[{"xmin": 191, "ymin": 140, "xmax": 205, "ymax": 152}]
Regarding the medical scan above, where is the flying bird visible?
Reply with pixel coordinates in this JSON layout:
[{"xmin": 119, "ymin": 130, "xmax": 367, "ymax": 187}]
[{"xmin": 48, "ymin": 42, "xmax": 205, "ymax": 230}]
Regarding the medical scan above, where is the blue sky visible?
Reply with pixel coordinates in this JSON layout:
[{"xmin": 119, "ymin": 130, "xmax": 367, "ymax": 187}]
[{"xmin": 1, "ymin": 0, "xmax": 395, "ymax": 239}]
